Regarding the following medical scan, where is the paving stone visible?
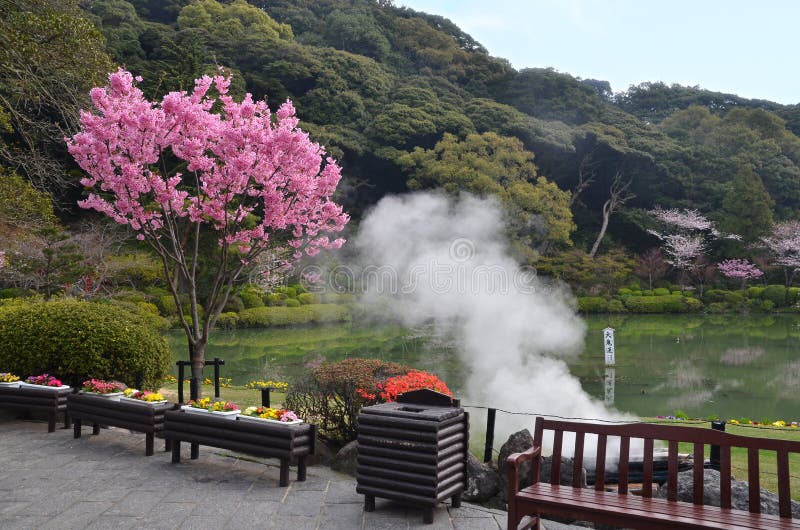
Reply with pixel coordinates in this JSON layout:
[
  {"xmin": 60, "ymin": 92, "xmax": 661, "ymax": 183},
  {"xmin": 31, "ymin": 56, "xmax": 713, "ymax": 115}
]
[
  {"xmin": 3, "ymin": 515, "xmax": 51, "ymax": 529},
  {"xmin": 84, "ymin": 515, "xmax": 141, "ymax": 530},
  {"xmin": 0, "ymin": 501, "xmax": 30, "ymax": 516},
  {"xmin": 104, "ymin": 490, "xmax": 165, "ymax": 517},
  {"xmin": 42, "ymin": 500, "xmax": 115, "ymax": 528},
  {"xmin": 324, "ymin": 482, "xmax": 363, "ymax": 504},
  {"xmin": 451, "ymin": 518, "xmax": 499, "ymax": 529},
  {"xmin": 179, "ymin": 515, "xmax": 232, "ymax": 529},
  {"xmin": 277, "ymin": 489, "xmax": 326, "ymax": 517},
  {"xmin": 267, "ymin": 514, "xmax": 320, "ymax": 529}
]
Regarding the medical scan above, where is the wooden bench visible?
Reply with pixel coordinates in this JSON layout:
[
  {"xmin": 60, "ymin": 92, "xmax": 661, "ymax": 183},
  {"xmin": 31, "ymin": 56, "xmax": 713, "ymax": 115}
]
[
  {"xmin": 507, "ymin": 417, "xmax": 800, "ymax": 530},
  {"xmin": 164, "ymin": 410, "xmax": 316, "ymax": 486},
  {"xmin": 68, "ymin": 393, "xmax": 177, "ymax": 455},
  {"xmin": 0, "ymin": 385, "xmax": 71, "ymax": 432}
]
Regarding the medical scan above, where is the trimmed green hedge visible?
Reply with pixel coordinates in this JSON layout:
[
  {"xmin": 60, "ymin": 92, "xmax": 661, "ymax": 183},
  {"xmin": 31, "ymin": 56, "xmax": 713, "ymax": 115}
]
[
  {"xmin": 762, "ymin": 285, "xmax": 787, "ymax": 307},
  {"xmin": 577, "ymin": 297, "xmax": 608, "ymax": 313},
  {"xmin": 0, "ymin": 300, "xmax": 171, "ymax": 389},
  {"xmin": 622, "ymin": 295, "xmax": 702, "ymax": 313},
  {"xmin": 238, "ymin": 304, "xmax": 351, "ymax": 327}
]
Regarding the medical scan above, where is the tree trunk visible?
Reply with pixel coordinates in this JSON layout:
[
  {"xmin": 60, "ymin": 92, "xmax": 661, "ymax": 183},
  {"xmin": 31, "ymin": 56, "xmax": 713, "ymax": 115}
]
[
  {"xmin": 589, "ymin": 199, "xmax": 611, "ymax": 259},
  {"xmin": 189, "ymin": 341, "xmax": 205, "ymax": 401}
]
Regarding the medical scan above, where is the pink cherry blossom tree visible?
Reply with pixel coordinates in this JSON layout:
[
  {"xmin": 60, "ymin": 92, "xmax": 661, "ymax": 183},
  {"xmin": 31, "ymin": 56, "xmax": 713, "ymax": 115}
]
[
  {"xmin": 648, "ymin": 208, "xmax": 716, "ymax": 292},
  {"xmin": 68, "ymin": 69, "xmax": 348, "ymax": 398},
  {"xmin": 760, "ymin": 220, "xmax": 800, "ymax": 286},
  {"xmin": 717, "ymin": 259, "xmax": 763, "ymax": 289}
]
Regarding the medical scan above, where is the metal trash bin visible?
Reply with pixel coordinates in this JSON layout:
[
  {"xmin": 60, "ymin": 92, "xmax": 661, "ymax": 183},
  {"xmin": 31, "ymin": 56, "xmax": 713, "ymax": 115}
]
[{"xmin": 356, "ymin": 389, "xmax": 468, "ymax": 524}]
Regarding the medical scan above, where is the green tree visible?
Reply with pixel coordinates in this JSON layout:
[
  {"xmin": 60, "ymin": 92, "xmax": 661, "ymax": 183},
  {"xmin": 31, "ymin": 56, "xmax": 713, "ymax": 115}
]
[
  {"xmin": 401, "ymin": 132, "xmax": 574, "ymax": 254},
  {"xmin": 719, "ymin": 166, "xmax": 774, "ymax": 243}
]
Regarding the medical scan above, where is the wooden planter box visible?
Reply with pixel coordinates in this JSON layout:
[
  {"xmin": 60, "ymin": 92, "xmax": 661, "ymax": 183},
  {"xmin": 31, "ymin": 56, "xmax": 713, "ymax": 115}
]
[
  {"xmin": 164, "ymin": 409, "xmax": 315, "ymax": 486},
  {"xmin": 356, "ymin": 389, "xmax": 469, "ymax": 524},
  {"xmin": 67, "ymin": 392, "xmax": 177, "ymax": 455},
  {"xmin": 0, "ymin": 384, "xmax": 72, "ymax": 432}
]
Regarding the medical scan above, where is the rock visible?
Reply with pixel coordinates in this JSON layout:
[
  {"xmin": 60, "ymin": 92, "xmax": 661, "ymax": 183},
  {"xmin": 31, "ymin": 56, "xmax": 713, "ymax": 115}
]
[
  {"xmin": 463, "ymin": 452, "xmax": 501, "ymax": 502},
  {"xmin": 654, "ymin": 468, "xmax": 800, "ymax": 518},
  {"xmin": 306, "ymin": 436, "xmax": 335, "ymax": 466},
  {"xmin": 497, "ymin": 429, "xmax": 535, "ymax": 485},
  {"xmin": 496, "ymin": 429, "xmax": 587, "ymax": 504},
  {"xmin": 330, "ymin": 440, "xmax": 358, "ymax": 476}
]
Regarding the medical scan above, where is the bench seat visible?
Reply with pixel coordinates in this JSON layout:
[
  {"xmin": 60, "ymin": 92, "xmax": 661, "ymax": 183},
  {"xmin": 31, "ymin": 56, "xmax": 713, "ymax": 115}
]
[{"xmin": 516, "ymin": 482, "xmax": 800, "ymax": 530}]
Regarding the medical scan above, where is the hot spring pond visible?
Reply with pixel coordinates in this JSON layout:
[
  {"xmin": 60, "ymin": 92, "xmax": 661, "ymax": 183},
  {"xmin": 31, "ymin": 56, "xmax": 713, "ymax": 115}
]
[{"xmin": 166, "ymin": 314, "xmax": 800, "ymax": 422}]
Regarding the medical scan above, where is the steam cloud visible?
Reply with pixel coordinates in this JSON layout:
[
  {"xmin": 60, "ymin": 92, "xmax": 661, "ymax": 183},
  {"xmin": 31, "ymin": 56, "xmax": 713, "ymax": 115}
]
[{"xmin": 351, "ymin": 192, "xmax": 633, "ymax": 443}]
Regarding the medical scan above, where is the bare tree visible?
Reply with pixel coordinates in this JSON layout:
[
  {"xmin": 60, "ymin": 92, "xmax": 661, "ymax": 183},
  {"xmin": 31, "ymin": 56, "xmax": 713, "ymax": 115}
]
[
  {"xmin": 589, "ymin": 171, "xmax": 634, "ymax": 259},
  {"xmin": 569, "ymin": 149, "xmax": 599, "ymax": 209}
]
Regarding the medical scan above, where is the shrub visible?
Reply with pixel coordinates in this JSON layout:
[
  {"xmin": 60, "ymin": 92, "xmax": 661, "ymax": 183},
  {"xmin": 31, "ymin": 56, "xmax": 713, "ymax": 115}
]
[
  {"xmin": 284, "ymin": 358, "xmax": 413, "ymax": 445},
  {"xmin": 320, "ymin": 292, "xmax": 357, "ymax": 304},
  {"xmin": 762, "ymin": 285, "xmax": 787, "ymax": 307},
  {"xmin": 577, "ymin": 297, "xmax": 608, "ymax": 313},
  {"xmin": 703, "ymin": 290, "xmax": 729, "ymax": 303},
  {"xmin": 238, "ymin": 286, "xmax": 265, "ymax": 309},
  {"xmin": 724, "ymin": 291, "xmax": 745, "ymax": 307},
  {"xmin": 215, "ymin": 312, "xmax": 239, "ymax": 330},
  {"xmin": 607, "ymin": 299, "xmax": 625, "ymax": 313},
  {"xmin": 708, "ymin": 302, "xmax": 727, "ymax": 313},
  {"xmin": 158, "ymin": 295, "xmax": 178, "ymax": 316},
  {"xmin": 653, "ymin": 287, "xmax": 670, "ymax": 296},
  {"xmin": 297, "ymin": 292, "xmax": 317, "ymax": 305},
  {"xmin": 280, "ymin": 286, "xmax": 297, "ymax": 298},
  {"xmin": 285, "ymin": 298, "xmax": 301, "ymax": 308},
  {"xmin": 223, "ymin": 295, "xmax": 245, "ymax": 313},
  {"xmin": 761, "ymin": 300, "xmax": 776, "ymax": 312},
  {"xmin": 623, "ymin": 295, "xmax": 700, "ymax": 313},
  {"xmin": 641, "ymin": 290, "xmax": 653, "ymax": 296},
  {"xmin": 0, "ymin": 300, "xmax": 171, "ymax": 389},
  {"xmin": 788, "ymin": 287, "xmax": 800, "ymax": 305},
  {"xmin": 265, "ymin": 293, "xmax": 286, "ymax": 306},
  {"xmin": 617, "ymin": 288, "xmax": 633, "ymax": 296},
  {"xmin": 746, "ymin": 286, "xmax": 765, "ymax": 299},
  {"xmin": 238, "ymin": 304, "xmax": 351, "ymax": 327}
]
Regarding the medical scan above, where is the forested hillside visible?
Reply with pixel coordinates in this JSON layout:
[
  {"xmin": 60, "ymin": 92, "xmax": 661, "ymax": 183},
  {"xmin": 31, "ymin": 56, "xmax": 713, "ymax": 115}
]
[{"xmin": 3, "ymin": 0, "xmax": 800, "ymax": 298}]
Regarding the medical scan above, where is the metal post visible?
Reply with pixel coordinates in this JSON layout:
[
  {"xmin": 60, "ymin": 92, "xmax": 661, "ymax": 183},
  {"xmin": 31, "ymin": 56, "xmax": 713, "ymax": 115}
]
[
  {"xmin": 261, "ymin": 388, "xmax": 271, "ymax": 408},
  {"xmin": 213, "ymin": 357, "xmax": 221, "ymax": 398},
  {"xmin": 484, "ymin": 408, "xmax": 496, "ymax": 463},
  {"xmin": 710, "ymin": 421, "xmax": 725, "ymax": 470},
  {"xmin": 176, "ymin": 361, "xmax": 188, "ymax": 404}
]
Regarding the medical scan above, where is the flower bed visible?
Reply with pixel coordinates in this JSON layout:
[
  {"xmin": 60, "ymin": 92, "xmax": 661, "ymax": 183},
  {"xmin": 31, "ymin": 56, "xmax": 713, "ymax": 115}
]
[
  {"xmin": 0, "ymin": 373, "xmax": 20, "ymax": 387},
  {"xmin": 81, "ymin": 379, "xmax": 125, "ymax": 400},
  {"xmin": 120, "ymin": 388, "xmax": 168, "ymax": 406},
  {"xmin": 19, "ymin": 373, "xmax": 70, "ymax": 391},
  {"xmin": 238, "ymin": 406, "xmax": 302, "ymax": 425},
  {"xmin": 181, "ymin": 397, "xmax": 239, "ymax": 419}
]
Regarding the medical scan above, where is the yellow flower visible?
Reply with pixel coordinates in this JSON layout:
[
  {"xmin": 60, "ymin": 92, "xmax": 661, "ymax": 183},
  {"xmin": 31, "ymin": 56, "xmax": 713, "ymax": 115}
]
[
  {"xmin": 729, "ymin": 419, "xmax": 740, "ymax": 425},
  {"xmin": 773, "ymin": 420, "xmax": 787, "ymax": 427}
]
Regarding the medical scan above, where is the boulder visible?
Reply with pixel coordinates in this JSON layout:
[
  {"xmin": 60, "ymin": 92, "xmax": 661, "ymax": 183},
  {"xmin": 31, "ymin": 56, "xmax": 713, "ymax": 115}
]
[
  {"xmin": 463, "ymin": 452, "xmax": 501, "ymax": 502},
  {"xmin": 497, "ymin": 429, "xmax": 587, "ymax": 503},
  {"xmin": 306, "ymin": 436, "xmax": 335, "ymax": 466},
  {"xmin": 330, "ymin": 440, "xmax": 358, "ymax": 476},
  {"xmin": 654, "ymin": 468, "xmax": 800, "ymax": 518}
]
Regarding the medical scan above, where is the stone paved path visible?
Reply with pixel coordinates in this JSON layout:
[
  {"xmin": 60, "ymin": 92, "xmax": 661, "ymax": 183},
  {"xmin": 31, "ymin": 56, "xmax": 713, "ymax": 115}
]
[
  {"xmin": 0, "ymin": 417, "xmax": 582, "ymax": 529},
  {"xmin": 0, "ymin": 418, "xmax": 509, "ymax": 529}
]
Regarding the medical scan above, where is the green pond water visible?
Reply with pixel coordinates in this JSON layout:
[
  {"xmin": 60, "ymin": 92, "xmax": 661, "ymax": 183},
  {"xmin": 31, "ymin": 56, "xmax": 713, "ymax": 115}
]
[{"xmin": 166, "ymin": 314, "xmax": 800, "ymax": 421}]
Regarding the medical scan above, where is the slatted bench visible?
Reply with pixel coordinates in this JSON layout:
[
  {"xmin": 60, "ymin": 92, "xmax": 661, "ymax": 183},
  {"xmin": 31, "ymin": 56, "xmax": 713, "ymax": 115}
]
[
  {"xmin": 0, "ymin": 385, "xmax": 71, "ymax": 432},
  {"xmin": 164, "ymin": 409, "xmax": 316, "ymax": 486},
  {"xmin": 507, "ymin": 417, "xmax": 800, "ymax": 530},
  {"xmin": 68, "ymin": 393, "xmax": 177, "ymax": 455}
]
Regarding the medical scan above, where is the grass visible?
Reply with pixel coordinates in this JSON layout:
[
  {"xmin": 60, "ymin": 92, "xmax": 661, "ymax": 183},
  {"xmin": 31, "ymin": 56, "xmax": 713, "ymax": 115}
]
[
  {"xmin": 157, "ymin": 381, "xmax": 287, "ymax": 409},
  {"xmin": 645, "ymin": 418, "xmax": 800, "ymax": 500}
]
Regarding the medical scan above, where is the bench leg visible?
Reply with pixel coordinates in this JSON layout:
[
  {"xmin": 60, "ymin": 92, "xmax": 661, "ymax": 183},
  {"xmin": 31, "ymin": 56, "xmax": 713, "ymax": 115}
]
[
  {"xmin": 171, "ymin": 440, "xmax": 181, "ymax": 463},
  {"xmin": 47, "ymin": 412, "xmax": 56, "ymax": 433},
  {"xmin": 364, "ymin": 495, "xmax": 375, "ymax": 512},
  {"xmin": 73, "ymin": 418, "xmax": 82, "ymax": 438},
  {"xmin": 279, "ymin": 459, "xmax": 289, "ymax": 487},
  {"xmin": 423, "ymin": 507, "xmax": 434, "ymax": 524},
  {"xmin": 145, "ymin": 433, "xmax": 154, "ymax": 456},
  {"xmin": 451, "ymin": 492, "xmax": 461, "ymax": 508},
  {"xmin": 64, "ymin": 412, "xmax": 71, "ymax": 429},
  {"xmin": 190, "ymin": 442, "xmax": 199, "ymax": 460},
  {"xmin": 164, "ymin": 438, "xmax": 171, "ymax": 452},
  {"xmin": 92, "ymin": 422, "xmax": 100, "ymax": 435},
  {"xmin": 297, "ymin": 456, "xmax": 307, "ymax": 482}
]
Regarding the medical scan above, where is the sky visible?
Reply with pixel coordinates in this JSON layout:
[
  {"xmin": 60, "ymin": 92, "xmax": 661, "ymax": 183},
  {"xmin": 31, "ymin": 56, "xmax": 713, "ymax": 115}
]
[{"xmin": 399, "ymin": 0, "xmax": 799, "ymax": 105}]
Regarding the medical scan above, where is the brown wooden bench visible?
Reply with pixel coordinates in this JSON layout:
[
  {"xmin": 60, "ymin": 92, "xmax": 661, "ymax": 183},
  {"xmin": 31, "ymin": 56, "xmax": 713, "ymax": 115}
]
[
  {"xmin": 507, "ymin": 417, "xmax": 800, "ymax": 530},
  {"xmin": 68, "ymin": 393, "xmax": 177, "ymax": 455},
  {"xmin": 0, "ymin": 385, "xmax": 71, "ymax": 432}
]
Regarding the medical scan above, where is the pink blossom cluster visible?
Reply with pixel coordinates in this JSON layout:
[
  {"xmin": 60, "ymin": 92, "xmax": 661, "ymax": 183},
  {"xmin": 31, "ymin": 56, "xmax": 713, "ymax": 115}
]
[
  {"xmin": 649, "ymin": 207, "xmax": 713, "ymax": 232},
  {"xmin": 67, "ymin": 69, "xmax": 348, "ymax": 262},
  {"xmin": 82, "ymin": 379, "xmax": 125, "ymax": 394},
  {"xmin": 26, "ymin": 373, "xmax": 63, "ymax": 387},
  {"xmin": 280, "ymin": 410, "xmax": 298, "ymax": 422},
  {"xmin": 761, "ymin": 221, "xmax": 800, "ymax": 270},
  {"xmin": 716, "ymin": 259, "xmax": 764, "ymax": 280}
]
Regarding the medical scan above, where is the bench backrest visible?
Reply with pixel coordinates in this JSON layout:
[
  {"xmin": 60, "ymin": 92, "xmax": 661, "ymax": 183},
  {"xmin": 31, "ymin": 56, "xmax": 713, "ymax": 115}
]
[{"xmin": 533, "ymin": 416, "xmax": 800, "ymax": 518}]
